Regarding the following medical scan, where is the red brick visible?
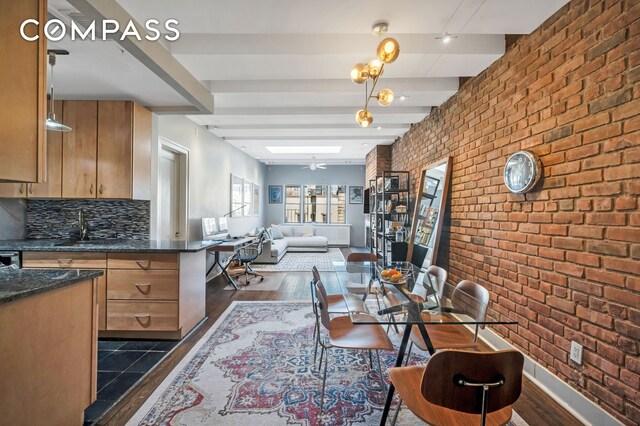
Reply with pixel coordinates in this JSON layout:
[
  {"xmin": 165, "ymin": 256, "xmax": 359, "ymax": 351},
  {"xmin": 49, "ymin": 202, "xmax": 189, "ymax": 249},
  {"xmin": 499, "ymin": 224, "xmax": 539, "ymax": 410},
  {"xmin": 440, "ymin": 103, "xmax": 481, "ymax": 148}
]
[
  {"xmin": 576, "ymin": 305, "xmax": 614, "ymax": 328},
  {"xmin": 587, "ymin": 241, "xmax": 628, "ymax": 257},
  {"xmin": 574, "ymin": 111, "xmax": 610, "ymax": 132},
  {"xmin": 568, "ymin": 226, "xmax": 604, "ymax": 239},
  {"xmin": 585, "ymin": 269, "xmax": 626, "ymax": 287},
  {"xmin": 581, "ymin": 182, "xmax": 622, "ymax": 196},
  {"xmin": 586, "ymin": 213, "xmax": 627, "ymax": 226},
  {"xmin": 604, "ymin": 258, "xmax": 640, "ymax": 275},
  {"xmin": 566, "ymin": 251, "xmax": 600, "ymax": 267},
  {"xmin": 608, "ymin": 228, "xmax": 640, "ymax": 243},
  {"xmin": 604, "ymin": 164, "xmax": 640, "ymax": 180}
]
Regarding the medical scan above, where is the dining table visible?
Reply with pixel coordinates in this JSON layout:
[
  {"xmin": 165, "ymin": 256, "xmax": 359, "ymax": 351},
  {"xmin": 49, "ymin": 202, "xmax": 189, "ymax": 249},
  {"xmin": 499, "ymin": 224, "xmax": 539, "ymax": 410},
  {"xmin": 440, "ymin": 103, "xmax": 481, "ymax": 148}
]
[{"xmin": 332, "ymin": 260, "xmax": 518, "ymax": 425}]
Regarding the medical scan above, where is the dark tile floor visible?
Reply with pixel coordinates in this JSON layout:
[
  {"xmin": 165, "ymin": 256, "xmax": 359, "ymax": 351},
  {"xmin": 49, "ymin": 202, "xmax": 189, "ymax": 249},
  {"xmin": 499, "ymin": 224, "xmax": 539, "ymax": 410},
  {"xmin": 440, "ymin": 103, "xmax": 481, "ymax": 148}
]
[{"xmin": 84, "ymin": 339, "xmax": 178, "ymax": 425}]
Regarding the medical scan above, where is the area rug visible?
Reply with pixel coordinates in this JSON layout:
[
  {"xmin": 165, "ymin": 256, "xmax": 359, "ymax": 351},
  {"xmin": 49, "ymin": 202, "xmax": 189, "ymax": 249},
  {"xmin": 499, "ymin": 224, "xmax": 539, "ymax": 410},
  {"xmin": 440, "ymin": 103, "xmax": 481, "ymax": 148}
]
[
  {"xmin": 223, "ymin": 272, "xmax": 286, "ymax": 291},
  {"xmin": 251, "ymin": 248, "xmax": 345, "ymax": 272},
  {"xmin": 127, "ymin": 301, "xmax": 528, "ymax": 426}
]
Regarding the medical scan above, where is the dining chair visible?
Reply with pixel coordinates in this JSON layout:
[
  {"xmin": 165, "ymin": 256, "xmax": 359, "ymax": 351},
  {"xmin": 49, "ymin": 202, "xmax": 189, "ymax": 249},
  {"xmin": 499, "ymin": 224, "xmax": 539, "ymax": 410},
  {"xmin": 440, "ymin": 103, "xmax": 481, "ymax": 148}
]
[
  {"xmin": 409, "ymin": 265, "xmax": 449, "ymax": 303},
  {"xmin": 314, "ymin": 279, "xmax": 394, "ymax": 416},
  {"xmin": 388, "ymin": 349, "xmax": 524, "ymax": 426},
  {"xmin": 310, "ymin": 265, "xmax": 367, "ymax": 367},
  {"xmin": 406, "ymin": 280, "xmax": 489, "ymax": 362},
  {"xmin": 345, "ymin": 252, "xmax": 379, "ymax": 301}
]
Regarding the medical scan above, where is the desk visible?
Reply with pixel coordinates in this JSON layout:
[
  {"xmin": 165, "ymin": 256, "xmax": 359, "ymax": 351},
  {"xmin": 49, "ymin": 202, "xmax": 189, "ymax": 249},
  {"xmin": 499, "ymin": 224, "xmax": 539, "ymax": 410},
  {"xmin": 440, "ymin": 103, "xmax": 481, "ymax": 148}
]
[
  {"xmin": 207, "ymin": 237, "xmax": 256, "ymax": 290},
  {"xmin": 333, "ymin": 260, "xmax": 517, "ymax": 425}
]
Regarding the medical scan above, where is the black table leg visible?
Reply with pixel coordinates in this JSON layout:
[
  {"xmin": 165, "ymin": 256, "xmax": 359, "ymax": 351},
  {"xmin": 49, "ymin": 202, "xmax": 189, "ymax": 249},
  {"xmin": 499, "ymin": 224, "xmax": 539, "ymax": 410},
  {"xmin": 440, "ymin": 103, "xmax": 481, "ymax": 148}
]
[
  {"xmin": 380, "ymin": 323, "xmax": 413, "ymax": 425},
  {"xmin": 207, "ymin": 251, "xmax": 239, "ymax": 290}
]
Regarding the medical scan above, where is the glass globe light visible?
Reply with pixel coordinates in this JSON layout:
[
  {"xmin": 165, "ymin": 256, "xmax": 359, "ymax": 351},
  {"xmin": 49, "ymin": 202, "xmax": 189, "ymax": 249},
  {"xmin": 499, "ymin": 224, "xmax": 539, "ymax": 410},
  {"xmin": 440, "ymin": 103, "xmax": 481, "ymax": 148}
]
[
  {"xmin": 350, "ymin": 63, "xmax": 370, "ymax": 84},
  {"xmin": 376, "ymin": 37, "xmax": 400, "ymax": 63},
  {"xmin": 356, "ymin": 109, "xmax": 373, "ymax": 128},
  {"xmin": 377, "ymin": 88, "xmax": 394, "ymax": 106},
  {"xmin": 367, "ymin": 58, "xmax": 383, "ymax": 78}
]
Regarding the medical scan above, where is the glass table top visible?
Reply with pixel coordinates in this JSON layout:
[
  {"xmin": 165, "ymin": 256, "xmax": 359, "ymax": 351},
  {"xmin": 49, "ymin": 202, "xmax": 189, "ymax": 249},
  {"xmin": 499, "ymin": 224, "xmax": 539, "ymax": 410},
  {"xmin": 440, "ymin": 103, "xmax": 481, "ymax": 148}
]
[{"xmin": 332, "ymin": 260, "xmax": 517, "ymax": 326}]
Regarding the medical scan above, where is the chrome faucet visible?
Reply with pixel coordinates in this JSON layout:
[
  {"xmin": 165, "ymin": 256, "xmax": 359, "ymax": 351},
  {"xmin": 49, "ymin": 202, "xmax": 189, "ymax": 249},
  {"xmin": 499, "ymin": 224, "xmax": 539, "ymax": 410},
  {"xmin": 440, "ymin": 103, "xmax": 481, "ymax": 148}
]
[{"xmin": 79, "ymin": 208, "xmax": 89, "ymax": 241}]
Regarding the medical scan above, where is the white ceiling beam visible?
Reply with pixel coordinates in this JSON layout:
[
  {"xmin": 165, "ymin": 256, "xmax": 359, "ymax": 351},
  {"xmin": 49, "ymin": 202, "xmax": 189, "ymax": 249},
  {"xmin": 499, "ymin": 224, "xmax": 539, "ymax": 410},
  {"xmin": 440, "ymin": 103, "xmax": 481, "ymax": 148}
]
[
  {"xmin": 188, "ymin": 112, "xmax": 427, "ymax": 126},
  {"xmin": 207, "ymin": 78, "xmax": 458, "ymax": 93},
  {"xmin": 212, "ymin": 127, "xmax": 409, "ymax": 138},
  {"xmin": 67, "ymin": 0, "xmax": 214, "ymax": 113},
  {"xmin": 170, "ymin": 33, "xmax": 504, "ymax": 55},
  {"xmin": 224, "ymin": 137, "xmax": 396, "ymax": 143},
  {"xmin": 207, "ymin": 106, "xmax": 430, "ymax": 115}
]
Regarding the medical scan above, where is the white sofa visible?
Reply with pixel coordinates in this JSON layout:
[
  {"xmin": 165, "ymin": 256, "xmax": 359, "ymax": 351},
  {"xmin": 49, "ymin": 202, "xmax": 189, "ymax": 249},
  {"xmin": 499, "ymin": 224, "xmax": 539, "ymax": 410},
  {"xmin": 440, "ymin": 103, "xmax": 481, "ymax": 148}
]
[{"xmin": 255, "ymin": 224, "xmax": 328, "ymax": 264}]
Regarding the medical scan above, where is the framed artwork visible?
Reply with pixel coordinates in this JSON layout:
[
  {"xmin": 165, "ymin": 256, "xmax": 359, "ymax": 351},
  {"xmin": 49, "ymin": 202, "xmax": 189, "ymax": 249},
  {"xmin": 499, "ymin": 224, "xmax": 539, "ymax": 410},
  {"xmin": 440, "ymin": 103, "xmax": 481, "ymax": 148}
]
[
  {"xmin": 231, "ymin": 174, "xmax": 243, "ymax": 217},
  {"xmin": 243, "ymin": 180, "xmax": 252, "ymax": 216},
  {"xmin": 349, "ymin": 186, "xmax": 363, "ymax": 204},
  {"xmin": 269, "ymin": 185, "xmax": 282, "ymax": 204},
  {"xmin": 252, "ymin": 183, "xmax": 260, "ymax": 215},
  {"xmin": 384, "ymin": 176, "xmax": 399, "ymax": 191}
]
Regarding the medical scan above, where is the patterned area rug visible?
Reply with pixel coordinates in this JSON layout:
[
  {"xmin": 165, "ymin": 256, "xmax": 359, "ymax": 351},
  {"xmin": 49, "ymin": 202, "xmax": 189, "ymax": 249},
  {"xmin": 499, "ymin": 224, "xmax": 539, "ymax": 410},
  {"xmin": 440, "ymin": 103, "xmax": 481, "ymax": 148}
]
[
  {"xmin": 251, "ymin": 248, "xmax": 345, "ymax": 271},
  {"xmin": 127, "ymin": 302, "xmax": 528, "ymax": 426}
]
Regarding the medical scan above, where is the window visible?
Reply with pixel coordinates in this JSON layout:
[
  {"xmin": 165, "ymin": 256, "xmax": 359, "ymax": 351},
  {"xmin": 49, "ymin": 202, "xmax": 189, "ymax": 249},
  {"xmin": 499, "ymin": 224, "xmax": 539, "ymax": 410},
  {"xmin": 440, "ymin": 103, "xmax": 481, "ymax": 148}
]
[
  {"xmin": 284, "ymin": 185, "xmax": 301, "ymax": 223},
  {"xmin": 329, "ymin": 185, "xmax": 346, "ymax": 224},
  {"xmin": 304, "ymin": 185, "xmax": 328, "ymax": 223}
]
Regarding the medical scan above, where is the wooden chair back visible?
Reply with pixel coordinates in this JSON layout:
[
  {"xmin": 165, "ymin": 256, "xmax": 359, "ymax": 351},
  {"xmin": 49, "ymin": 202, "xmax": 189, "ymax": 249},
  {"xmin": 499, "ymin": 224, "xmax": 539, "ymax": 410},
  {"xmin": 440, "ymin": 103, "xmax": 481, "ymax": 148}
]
[
  {"xmin": 346, "ymin": 252, "xmax": 377, "ymax": 262},
  {"xmin": 314, "ymin": 280, "xmax": 333, "ymax": 330},
  {"xmin": 452, "ymin": 280, "xmax": 489, "ymax": 329},
  {"xmin": 421, "ymin": 349, "xmax": 524, "ymax": 415},
  {"xmin": 311, "ymin": 265, "xmax": 321, "ymax": 284}
]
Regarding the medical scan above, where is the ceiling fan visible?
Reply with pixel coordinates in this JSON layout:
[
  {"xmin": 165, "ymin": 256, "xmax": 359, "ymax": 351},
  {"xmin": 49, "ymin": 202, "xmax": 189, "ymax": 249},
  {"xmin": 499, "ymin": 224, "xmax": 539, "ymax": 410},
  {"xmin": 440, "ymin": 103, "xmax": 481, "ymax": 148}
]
[{"xmin": 303, "ymin": 159, "xmax": 327, "ymax": 170}]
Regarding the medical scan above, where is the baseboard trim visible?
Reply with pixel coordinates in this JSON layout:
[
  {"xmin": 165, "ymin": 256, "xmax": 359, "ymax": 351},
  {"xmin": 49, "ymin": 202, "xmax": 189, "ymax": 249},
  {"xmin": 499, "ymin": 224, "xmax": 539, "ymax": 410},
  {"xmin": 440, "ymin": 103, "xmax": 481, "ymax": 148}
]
[{"xmin": 477, "ymin": 327, "xmax": 623, "ymax": 426}]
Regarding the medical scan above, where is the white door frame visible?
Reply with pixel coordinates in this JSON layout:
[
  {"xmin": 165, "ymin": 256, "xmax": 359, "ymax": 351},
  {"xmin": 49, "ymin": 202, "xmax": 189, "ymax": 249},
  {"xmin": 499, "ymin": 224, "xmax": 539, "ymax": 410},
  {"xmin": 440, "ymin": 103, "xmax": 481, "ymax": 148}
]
[{"xmin": 157, "ymin": 137, "xmax": 189, "ymax": 240}]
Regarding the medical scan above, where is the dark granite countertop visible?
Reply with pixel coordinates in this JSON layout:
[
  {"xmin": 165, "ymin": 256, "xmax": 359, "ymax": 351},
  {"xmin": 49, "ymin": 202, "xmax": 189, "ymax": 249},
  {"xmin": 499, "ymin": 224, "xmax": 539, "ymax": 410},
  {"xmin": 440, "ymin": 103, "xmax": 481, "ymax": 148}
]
[
  {"xmin": 0, "ymin": 239, "xmax": 222, "ymax": 253},
  {"xmin": 0, "ymin": 268, "xmax": 104, "ymax": 305}
]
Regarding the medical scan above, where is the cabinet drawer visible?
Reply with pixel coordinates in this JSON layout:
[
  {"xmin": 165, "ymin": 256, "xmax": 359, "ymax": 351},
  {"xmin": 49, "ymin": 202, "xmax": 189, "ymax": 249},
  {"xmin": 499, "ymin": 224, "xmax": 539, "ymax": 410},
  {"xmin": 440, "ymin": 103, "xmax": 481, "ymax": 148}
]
[
  {"xmin": 106, "ymin": 301, "xmax": 178, "ymax": 331},
  {"xmin": 22, "ymin": 251, "xmax": 106, "ymax": 269},
  {"xmin": 107, "ymin": 253, "xmax": 178, "ymax": 270},
  {"xmin": 107, "ymin": 270, "xmax": 178, "ymax": 300}
]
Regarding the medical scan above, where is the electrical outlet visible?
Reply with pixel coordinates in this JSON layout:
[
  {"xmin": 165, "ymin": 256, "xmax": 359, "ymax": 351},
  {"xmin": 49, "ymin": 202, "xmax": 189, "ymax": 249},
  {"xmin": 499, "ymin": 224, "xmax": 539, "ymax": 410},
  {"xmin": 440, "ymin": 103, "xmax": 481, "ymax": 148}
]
[{"xmin": 570, "ymin": 341, "xmax": 583, "ymax": 364}]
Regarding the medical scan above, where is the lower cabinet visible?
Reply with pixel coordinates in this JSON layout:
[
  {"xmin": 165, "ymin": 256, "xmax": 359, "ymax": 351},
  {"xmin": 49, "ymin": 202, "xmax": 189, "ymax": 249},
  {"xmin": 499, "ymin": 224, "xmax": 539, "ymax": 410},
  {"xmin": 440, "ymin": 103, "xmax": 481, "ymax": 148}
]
[{"xmin": 22, "ymin": 250, "xmax": 206, "ymax": 339}]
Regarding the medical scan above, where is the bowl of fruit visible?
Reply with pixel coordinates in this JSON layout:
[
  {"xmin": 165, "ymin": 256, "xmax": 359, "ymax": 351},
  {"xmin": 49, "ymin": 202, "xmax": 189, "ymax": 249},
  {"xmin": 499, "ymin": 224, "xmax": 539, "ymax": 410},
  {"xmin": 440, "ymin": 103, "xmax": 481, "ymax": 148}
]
[{"xmin": 380, "ymin": 268, "xmax": 406, "ymax": 285}]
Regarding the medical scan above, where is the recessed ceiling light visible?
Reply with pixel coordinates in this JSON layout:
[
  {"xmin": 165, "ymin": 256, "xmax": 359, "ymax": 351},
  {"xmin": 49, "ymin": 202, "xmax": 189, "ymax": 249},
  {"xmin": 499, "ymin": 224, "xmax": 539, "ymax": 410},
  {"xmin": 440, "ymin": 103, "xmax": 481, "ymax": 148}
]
[
  {"xmin": 240, "ymin": 145, "xmax": 247, "ymax": 150},
  {"xmin": 362, "ymin": 143, "xmax": 369, "ymax": 146},
  {"xmin": 266, "ymin": 146, "xmax": 342, "ymax": 154},
  {"xmin": 376, "ymin": 126, "xmax": 382, "ymax": 130},
  {"xmin": 399, "ymin": 95, "xmax": 406, "ymax": 101},
  {"xmin": 436, "ymin": 32, "xmax": 457, "ymax": 44}
]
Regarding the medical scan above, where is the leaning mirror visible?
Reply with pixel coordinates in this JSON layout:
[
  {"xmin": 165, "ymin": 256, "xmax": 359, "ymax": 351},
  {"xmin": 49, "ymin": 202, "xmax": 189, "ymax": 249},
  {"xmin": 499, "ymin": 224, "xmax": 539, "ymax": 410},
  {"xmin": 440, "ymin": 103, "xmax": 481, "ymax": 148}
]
[{"xmin": 407, "ymin": 156, "xmax": 453, "ymax": 270}]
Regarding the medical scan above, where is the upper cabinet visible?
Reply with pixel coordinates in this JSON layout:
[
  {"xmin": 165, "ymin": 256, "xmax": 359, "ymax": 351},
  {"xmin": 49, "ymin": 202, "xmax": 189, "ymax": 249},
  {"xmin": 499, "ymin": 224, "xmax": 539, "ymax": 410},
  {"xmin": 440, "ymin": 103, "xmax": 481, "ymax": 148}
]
[
  {"xmin": 62, "ymin": 101, "xmax": 98, "ymax": 198},
  {"xmin": 62, "ymin": 100, "xmax": 151, "ymax": 200},
  {"xmin": 97, "ymin": 101, "xmax": 151, "ymax": 200},
  {"xmin": 0, "ymin": 0, "xmax": 47, "ymax": 183}
]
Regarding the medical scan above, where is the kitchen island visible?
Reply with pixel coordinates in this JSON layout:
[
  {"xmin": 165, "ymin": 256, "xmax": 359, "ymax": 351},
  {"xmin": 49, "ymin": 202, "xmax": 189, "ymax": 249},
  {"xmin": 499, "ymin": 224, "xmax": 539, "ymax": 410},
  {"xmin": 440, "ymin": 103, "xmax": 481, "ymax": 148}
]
[
  {"xmin": 0, "ymin": 239, "xmax": 222, "ymax": 339},
  {"xmin": 0, "ymin": 268, "xmax": 103, "ymax": 425}
]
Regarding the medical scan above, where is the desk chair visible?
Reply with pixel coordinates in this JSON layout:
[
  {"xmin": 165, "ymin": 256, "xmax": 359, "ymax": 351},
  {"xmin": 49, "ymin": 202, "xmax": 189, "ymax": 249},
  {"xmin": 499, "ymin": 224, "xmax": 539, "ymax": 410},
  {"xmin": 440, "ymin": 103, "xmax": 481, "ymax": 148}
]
[
  {"xmin": 388, "ymin": 349, "xmax": 524, "ymax": 426},
  {"xmin": 314, "ymin": 279, "xmax": 393, "ymax": 417},
  {"xmin": 232, "ymin": 231, "xmax": 266, "ymax": 285}
]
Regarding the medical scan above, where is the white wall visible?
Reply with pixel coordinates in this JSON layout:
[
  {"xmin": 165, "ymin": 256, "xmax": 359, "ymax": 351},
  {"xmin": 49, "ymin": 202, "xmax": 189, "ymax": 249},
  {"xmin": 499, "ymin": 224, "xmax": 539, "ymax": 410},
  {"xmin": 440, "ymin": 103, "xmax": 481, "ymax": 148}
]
[
  {"xmin": 152, "ymin": 115, "xmax": 266, "ymax": 240},
  {"xmin": 264, "ymin": 165, "xmax": 366, "ymax": 246}
]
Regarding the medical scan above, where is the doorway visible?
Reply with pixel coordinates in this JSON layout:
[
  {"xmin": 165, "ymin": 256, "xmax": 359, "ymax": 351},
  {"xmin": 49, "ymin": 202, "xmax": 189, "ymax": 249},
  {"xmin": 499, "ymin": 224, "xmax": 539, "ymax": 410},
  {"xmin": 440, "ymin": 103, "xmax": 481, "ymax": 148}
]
[{"xmin": 157, "ymin": 138, "xmax": 189, "ymax": 240}]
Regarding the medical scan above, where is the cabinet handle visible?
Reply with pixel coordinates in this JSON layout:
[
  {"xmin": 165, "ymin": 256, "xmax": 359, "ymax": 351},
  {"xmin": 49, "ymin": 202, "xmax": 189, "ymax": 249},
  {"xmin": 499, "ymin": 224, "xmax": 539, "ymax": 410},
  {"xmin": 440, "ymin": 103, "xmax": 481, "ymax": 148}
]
[
  {"xmin": 134, "ymin": 283, "xmax": 151, "ymax": 295},
  {"xmin": 18, "ymin": 184, "xmax": 24, "ymax": 194},
  {"xmin": 57, "ymin": 258, "xmax": 73, "ymax": 268},
  {"xmin": 89, "ymin": 184, "xmax": 94, "ymax": 195},
  {"xmin": 99, "ymin": 184, "xmax": 103, "ymax": 195},
  {"xmin": 134, "ymin": 314, "xmax": 151, "ymax": 326},
  {"xmin": 28, "ymin": 184, "xmax": 33, "ymax": 195},
  {"xmin": 135, "ymin": 260, "xmax": 151, "ymax": 270}
]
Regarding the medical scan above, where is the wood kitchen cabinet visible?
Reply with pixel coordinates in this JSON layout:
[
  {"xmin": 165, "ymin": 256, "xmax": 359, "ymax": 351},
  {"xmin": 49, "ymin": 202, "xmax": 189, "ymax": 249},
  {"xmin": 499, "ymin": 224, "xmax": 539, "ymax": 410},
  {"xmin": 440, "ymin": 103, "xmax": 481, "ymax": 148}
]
[
  {"xmin": 61, "ymin": 100, "xmax": 151, "ymax": 200},
  {"xmin": 97, "ymin": 101, "xmax": 151, "ymax": 199},
  {"xmin": 62, "ymin": 100, "xmax": 98, "ymax": 198},
  {"xmin": 0, "ymin": 0, "xmax": 47, "ymax": 183},
  {"xmin": 0, "ymin": 100, "xmax": 63, "ymax": 198}
]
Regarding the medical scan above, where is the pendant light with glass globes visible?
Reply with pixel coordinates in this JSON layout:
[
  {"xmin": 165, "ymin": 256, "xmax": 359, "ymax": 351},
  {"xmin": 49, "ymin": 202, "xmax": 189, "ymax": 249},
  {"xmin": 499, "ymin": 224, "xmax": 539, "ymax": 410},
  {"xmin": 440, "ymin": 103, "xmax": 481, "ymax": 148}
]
[
  {"xmin": 351, "ymin": 21, "xmax": 400, "ymax": 128},
  {"xmin": 46, "ymin": 50, "xmax": 72, "ymax": 132}
]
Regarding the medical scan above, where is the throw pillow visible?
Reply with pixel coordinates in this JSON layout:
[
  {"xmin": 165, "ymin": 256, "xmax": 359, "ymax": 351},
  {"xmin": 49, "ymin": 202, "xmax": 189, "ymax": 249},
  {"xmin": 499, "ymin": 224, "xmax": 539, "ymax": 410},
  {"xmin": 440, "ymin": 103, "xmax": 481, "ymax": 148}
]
[
  {"xmin": 302, "ymin": 225, "xmax": 315, "ymax": 237},
  {"xmin": 270, "ymin": 225, "xmax": 284, "ymax": 240},
  {"xmin": 292, "ymin": 226, "xmax": 304, "ymax": 237},
  {"xmin": 245, "ymin": 227, "xmax": 258, "ymax": 237},
  {"xmin": 264, "ymin": 228, "xmax": 273, "ymax": 241},
  {"xmin": 280, "ymin": 226, "xmax": 294, "ymax": 237}
]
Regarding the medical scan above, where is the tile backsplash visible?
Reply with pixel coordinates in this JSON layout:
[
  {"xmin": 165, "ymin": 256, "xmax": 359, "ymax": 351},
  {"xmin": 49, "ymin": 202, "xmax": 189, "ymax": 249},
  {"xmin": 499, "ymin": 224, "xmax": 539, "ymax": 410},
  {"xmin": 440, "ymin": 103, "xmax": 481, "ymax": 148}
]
[{"xmin": 26, "ymin": 199, "xmax": 150, "ymax": 240}]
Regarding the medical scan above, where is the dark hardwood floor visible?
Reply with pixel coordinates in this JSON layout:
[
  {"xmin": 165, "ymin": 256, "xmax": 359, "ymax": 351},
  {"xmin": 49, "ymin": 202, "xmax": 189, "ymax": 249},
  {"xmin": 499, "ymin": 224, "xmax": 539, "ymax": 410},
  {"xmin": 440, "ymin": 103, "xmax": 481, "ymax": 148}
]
[{"xmin": 98, "ymin": 271, "xmax": 581, "ymax": 426}]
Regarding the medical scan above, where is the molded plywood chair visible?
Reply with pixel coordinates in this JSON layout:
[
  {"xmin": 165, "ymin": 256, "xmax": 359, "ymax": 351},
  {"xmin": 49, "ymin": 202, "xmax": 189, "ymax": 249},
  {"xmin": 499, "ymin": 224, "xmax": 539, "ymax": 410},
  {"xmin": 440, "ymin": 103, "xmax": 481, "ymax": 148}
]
[
  {"xmin": 345, "ymin": 252, "xmax": 379, "ymax": 301},
  {"xmin": 310, "ymin": 265, "xmax": 367, "ymax": 367},
  {"xmin": 388, "ymin": 349, "xmax": 524, "ymax": 426},
  {"xmin": 314, "ymin": 280, "xmax": 394, "ymax": 415},
  {"xmin": 408, "ymin": 265, "xmax": 449, "ymax": 303},
  {"xmin": 408, "ymin": 280, "xmax": 489, "ymax": 356}
]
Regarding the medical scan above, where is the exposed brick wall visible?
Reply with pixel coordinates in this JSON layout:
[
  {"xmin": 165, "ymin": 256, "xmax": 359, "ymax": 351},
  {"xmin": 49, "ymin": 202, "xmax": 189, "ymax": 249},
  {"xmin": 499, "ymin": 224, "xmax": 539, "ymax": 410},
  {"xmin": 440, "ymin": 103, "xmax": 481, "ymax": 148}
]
[
  {"xmin": 391, "ymin": 0, "xmax": 639, "ymax": 423},
  {"xmin": 365, "ymin": 144, "xmax": 392, "ymax": 185}
]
